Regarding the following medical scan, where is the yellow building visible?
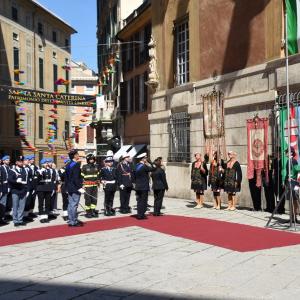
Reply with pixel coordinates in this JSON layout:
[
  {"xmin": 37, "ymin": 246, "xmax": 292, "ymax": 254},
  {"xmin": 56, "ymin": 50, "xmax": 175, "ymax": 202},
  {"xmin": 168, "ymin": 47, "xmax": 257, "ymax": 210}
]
[{"xmin": 0, "ymin": 0, "xmax": 76, "ymax": 164}]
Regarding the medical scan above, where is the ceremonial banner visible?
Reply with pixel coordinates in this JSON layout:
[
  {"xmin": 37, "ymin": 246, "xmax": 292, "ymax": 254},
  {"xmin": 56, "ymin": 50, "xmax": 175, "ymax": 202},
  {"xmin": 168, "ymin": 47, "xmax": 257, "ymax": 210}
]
[
  {"xmin": 0, "ymin": 85, "xmax": 96, "ymax": 107},
  {"xmin": 286, "ymin": 0, "xmax": 300, "ymax": 55},
  {"xmin": 247, "ymin": 117, "xmax": 269, "ymax": 187},
  {"xmin": 203, "ymin": 91, "xmax": 226, "ymax": 160}
]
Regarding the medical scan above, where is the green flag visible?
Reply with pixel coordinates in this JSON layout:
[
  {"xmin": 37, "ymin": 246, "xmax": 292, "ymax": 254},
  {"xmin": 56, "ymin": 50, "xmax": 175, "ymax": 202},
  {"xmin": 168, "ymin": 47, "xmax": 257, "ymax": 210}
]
[
  {"xmin": 286, "ymin": 0, "xmax": 300, "ymax": 54},
  {"xmin": 280, "ymin": 108, "xmax": 288, "ymax": 183}
]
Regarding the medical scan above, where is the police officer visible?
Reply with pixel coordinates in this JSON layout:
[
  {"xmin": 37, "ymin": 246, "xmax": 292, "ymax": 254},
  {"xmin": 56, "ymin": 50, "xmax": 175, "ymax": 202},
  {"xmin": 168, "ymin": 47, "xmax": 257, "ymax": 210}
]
[
  {"xmin": 134, "ymin": 153, "xmax": 156, "ymax": 220},
  {"xmin": 36, "ymin": 158, "xmax": 53, "ymax": 223},
  {"xmin": 65, "ymin": 149, "xmax": 84, "ymax": 227},
  {"xmin": 28, "ymin": 155, "xmax": 38, "ymax": 218},
  {"xmin": 58, "ymin": 159, "xmax": 70, "ymax": 221},
  {"xmin": 116, "ymin": 154, "xmax": 134, "ymax": 214},
  {"xmin": 8, "ymin": 156, "xmax": 28, "ymax": 227},
  {"xmin": 81, "ymin": 153, "xmax": 99, "ymax": 218},
  {"xmin": 48, "ymin": 159, "xmax": 59, "ymax": 219},
  {"xmin": 0, "ymin": 155, "xmax": 10, "ymax": 225},
  {"xmin": 23, "ymin": 155, "xmax": 34, "ymax": 222},
  {"xmin": 100, "ymin": 157, "xmax": 117, "ymax": 216}
]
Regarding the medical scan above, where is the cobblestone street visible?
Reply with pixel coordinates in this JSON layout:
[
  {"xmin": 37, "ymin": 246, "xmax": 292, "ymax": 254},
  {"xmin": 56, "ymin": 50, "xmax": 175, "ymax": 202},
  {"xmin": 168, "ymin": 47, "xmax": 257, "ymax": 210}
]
[{"xmin": 0, "ymin": 192, "xmax": 300, "ymax": 299}]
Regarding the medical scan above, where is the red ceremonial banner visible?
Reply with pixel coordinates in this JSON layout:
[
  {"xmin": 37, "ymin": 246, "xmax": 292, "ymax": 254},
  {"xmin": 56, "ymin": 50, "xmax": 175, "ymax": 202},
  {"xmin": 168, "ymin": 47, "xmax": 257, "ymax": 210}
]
[{"xmin": 247, "ymin": 116, "xmax": 269, "ymax": 187}]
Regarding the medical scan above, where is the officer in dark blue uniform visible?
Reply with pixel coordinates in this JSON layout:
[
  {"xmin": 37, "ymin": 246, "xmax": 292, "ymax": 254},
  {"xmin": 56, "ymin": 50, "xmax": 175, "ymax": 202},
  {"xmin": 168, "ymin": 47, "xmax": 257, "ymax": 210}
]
[
  {"xmin": 8, "ymin": 156, "xmax": 29, "ymax": 227},
  {"xmin": 65, "ymin": 149, "xmax": 84, "ymax": 227},
  {"xmin": 36, "ymin": 158, "xmax": 52, "ymax": 223},
  {"xmin": 28, "ymin": 154, "xmax": 38, "ymax": 218},
  {"xmin": 23, "ymin": 155, "xmax": 34, "ymax": 222},
  {"xmin": 0, "ymin": 155, "xmax": 10, "ymax": 225},
  {"xmin": 134, "ymin": 153, "xmax": 156, "ymax": 220},
  {"xmin": 116, "ymin": 154, "xmax": 134, "ymax": 214},
  {"xmin": 100, "ymin": 157, "xmax": 117, "ymax": 216},
  {"xmin": 58, "ymin": 159, "xmax": 70, "ymax": 221}
]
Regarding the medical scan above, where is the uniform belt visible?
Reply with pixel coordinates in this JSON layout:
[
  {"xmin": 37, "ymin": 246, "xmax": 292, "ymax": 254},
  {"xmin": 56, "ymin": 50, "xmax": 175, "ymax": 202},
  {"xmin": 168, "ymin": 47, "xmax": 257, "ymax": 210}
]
[
  {"xmin": 3, "ymin": 181, "xmax": 8, "ymax": 183},
  {"xmin": 84, "ymin": 181, "xmax": 98, "ymax": 185},
  {"xmin": 104, "ymin": 180, "xmax": 116, "ymax": 184}
]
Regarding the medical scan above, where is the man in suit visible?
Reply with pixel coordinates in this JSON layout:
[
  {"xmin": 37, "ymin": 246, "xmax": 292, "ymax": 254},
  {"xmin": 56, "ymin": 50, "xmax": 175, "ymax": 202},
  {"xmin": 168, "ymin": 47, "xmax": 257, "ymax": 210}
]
[
  {"xmin": 0, "ymin": 155, "xmax": 10, "ymax": 225},
  {"xmin": 116, "ymin": 154, "xmax": 134, "ymax": 214},
  {"xmin": 100, "ymin": 157, "xmax": 117, "ymax": 216},
  {"xmin": 134, "ymin": 153, "xmax": 156, "ymax": 220},
  {"xmin": 65, "ymin": 149, "xmax": 84, "ymax": 227}
]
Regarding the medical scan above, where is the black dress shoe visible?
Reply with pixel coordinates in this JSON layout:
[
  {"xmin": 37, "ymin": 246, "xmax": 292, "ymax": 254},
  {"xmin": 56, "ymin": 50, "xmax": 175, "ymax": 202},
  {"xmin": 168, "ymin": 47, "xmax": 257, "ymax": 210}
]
[
  {"xmin": 23, "ymin": 216, "xmax": 34, "ymax": 222},
  {"xmin": 19, "ymin": 222, "xmax": 27, "ymax": 226},
  {"xmin": 48, "ymin": 215, "xmax": 57, "ymax": 220},
  {"xmin": 76, "ymin": 220, "xmax": 84, "ymax": 225},
  {"xmin": 62, "ymin": 216, "xmax": 69, "ymax": 221},
  {"xmin": 28, "ymin": 212, "xmax": 38, "ymax": 218},
  {"xmin": 69, "ymin": 222, "xmax": 83, "ymax": 227},
  {"xmin": 4, "ymin": 215, "xmax": 13, "ymax": 221},
  {"xmin": 136, "ymin": 215, "xmax": 148, "ymax": 220},
  {"xmin": 40, "ymin": 219, "xmax": 49, "ymax": 223},
  {"xmin": 14, "ymin": 223, "xmax": 20, "ymax": 227},
  {"xmin": 0, "ymin": 220, "xmax": 9, "ymax": 225}
]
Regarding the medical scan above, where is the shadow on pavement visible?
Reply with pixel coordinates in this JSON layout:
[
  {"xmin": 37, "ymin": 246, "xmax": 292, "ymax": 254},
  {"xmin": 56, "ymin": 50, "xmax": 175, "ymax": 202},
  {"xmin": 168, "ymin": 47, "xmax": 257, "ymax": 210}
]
[{"xmin": 0, "ymin": 279, "xmax": 223, "ymax": 299}]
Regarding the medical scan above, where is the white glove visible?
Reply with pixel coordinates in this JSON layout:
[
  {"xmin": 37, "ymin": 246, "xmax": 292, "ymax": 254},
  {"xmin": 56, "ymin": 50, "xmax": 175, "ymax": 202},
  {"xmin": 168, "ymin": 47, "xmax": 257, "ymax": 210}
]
[
  {"xmin": 32, "ymin": 190, "xmax": 35, "ymax": 194},
  {"xmin": 120, "ymin": 184, "xmax": 125, "ymax": 190},
  {"xmin": 26, "ymin": 192, "xmax": 29, "ymax": 198},
  {"xmin": 78, "ymin": 188, "xmax": 85, "ymax": 194},
  {"xmin": 0, "ymin": 193, "xmax": 2, "ymax": 198},
  {"xmin": 16, "ymin": 178, "xmax": 22, "ymax": 183},
  {"xmin": 8, "ymin": 188, "xmax": 10, "ymax": 193}
]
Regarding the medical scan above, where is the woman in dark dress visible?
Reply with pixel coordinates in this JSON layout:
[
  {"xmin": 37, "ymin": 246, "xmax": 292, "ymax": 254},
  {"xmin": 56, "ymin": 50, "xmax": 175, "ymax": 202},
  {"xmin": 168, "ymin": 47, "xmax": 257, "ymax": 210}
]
[
  {"xmin": 224, "ymin": 151, "xmax": 242, "ymax": 211},
  {"xmin": 151, "ymin": 158, "xmax": 168, "ymax": 216},
  {"xmin": 191, "ymin": 153, "xmax": 208, "ymax": 209},
  {"xmin": 209, "ymin": 151, "xmax": 225, "ymax": 210}
]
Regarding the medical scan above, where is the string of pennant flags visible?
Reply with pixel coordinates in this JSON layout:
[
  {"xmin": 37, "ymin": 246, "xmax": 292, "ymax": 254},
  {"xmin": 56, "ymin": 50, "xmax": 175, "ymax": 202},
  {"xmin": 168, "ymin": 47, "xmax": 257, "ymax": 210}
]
[{"xmin": 12, "ymin": 52, "xmax": 120, "ymax": 157}]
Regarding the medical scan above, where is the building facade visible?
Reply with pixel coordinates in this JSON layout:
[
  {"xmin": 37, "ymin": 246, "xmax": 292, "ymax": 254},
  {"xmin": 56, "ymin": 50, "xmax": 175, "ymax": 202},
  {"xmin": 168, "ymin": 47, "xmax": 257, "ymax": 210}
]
[
  {"xmin": 96, "ymin": 0, "xmax": 145, "ymax": 150},
  {"xmin": 148, "ymin": 0, "xmax": 292, "ymax": 207},
  {"xmin": 117, "ymin": 0, "xmax": 151, "ymax": 146},
  {"xmin": 0, "ymin": 0, "xmax": 76, "ymax": 164},
  {"xmin": 70, "ymin": 61, "xmax": 98, "ymax": 158}
]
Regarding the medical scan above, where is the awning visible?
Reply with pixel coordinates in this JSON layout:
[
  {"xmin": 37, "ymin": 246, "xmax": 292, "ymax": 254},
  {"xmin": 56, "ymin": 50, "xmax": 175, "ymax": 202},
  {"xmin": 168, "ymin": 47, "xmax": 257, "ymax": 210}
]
[
  {"xmin": 113, "ymin": 145, "xmax": 132, "ymax": 161},
  {"xmin": 127, "ymin": 144, "xmax": 147, "ymax": 158}
]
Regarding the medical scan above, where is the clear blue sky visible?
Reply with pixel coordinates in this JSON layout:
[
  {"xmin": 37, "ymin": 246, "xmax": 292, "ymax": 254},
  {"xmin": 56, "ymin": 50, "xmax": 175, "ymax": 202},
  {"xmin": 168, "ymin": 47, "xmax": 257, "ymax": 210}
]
[{"xmin": 37, "ymin": 0, "xmax": 97, "ymax": 71}]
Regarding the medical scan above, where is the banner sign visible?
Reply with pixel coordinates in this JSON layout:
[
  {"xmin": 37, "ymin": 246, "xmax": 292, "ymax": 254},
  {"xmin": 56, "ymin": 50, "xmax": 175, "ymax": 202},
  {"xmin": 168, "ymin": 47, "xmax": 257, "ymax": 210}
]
[
  {"xmin": 247, "ymin": 116, "xmax": 269, "ymax": 187},
  {"xmin": 0, "ymin": 85, "xmax": 96, "ymax": 107}
]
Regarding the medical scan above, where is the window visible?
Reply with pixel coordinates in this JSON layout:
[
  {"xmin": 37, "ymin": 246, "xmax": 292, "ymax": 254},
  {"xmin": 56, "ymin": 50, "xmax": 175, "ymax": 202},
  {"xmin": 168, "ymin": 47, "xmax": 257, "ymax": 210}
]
[
  {"xmin": 65, "ymin": 69, "xmax": 69, "ymax": 93},
  {"xmin": 39, "ymin": 58, "xmax": 44, "ymax": 89},
  {"xmin": 52, "ymin": 31, "xmax": 57, "ymax": 43},
  {"xmin": 134, "ymin": 75, "xmax": 139, "ymax": 113},
  {"xmin": 13, "ymin": 47, "xmax": 19, "ymax": 82},
  {"xmin": 139, "ymin": 74, "xmax": 144, "ymax": 112},
  {"xmin": 134, "ymin": 32, "xmax": 140, "ymax": 67},
  {"xmin": 12, "ymin": 6, "xmax": 18, "ymax": 21},
  {"xmin": 26, "ymin": 15, "xmax": 31, "ymax": 29},
  {"xmin": 168, "ymin": 112, "xmax": 190, "ymax": 162},
  {"xmin": 14, "ymin": 111, "xmax": 19, "ymax": 136},
  {"xmin": 39, "ymin": 116, "xmax": 43, "ymax": 139},
  {"xmin": 38, "ymin": 22, "xmax": 43, "ymax": 35},
  {"xmin": 143, "ymin": 72, "xmax": 148, "ymax": 111},
  {"xmin": 174, "ymin": 18, "xmax": 189, "ymax": 85},
  {"xmin": 65, "ymin": 39, "xmax": 70, "ymax": 51},
  {"xmin": 86, "ymin": 126, "xmax": 94, "ymax": 143},
  {"xmin": 38, "ymin": 45, "xmax": 44, "ymax": 52},
  {"xmin": 64, "ymin": 121, "xmax": 70, "ymax": 139},
  {"xmin": 26, "ymin": 52, "xmax": 32, "ymax": 85},
  {"xmin": 53, "ymin": 51, "xmax": 57, "ymax": 59},
  {"xmin": 53, "ymin": 64, "xmax": 58, "ymax": 92},
  {"xmin": 126, "ymin": 80, "xmax": 131, "ymax": 113},
  {"xmin": 13, "ymin": 32, "xmax": 19, "ymax": 41},
  {"xmin": 85, "ymin": 84, "xmax": 94, "ymax": 91}
]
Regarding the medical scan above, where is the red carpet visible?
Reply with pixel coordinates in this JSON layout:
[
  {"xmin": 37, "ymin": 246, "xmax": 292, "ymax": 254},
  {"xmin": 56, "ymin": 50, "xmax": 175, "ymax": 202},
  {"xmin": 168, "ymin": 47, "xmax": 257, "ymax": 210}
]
[{"xmin": 1, "ymin": 215, "xmax": 300, "ymax": 252}]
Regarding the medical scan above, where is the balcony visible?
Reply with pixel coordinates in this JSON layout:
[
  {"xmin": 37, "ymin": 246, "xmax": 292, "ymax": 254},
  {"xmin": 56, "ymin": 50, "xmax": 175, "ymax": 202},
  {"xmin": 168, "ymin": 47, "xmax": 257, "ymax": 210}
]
[{"xmin": 94, "ymin": 99, "xmax": 115, "ymax": 122}]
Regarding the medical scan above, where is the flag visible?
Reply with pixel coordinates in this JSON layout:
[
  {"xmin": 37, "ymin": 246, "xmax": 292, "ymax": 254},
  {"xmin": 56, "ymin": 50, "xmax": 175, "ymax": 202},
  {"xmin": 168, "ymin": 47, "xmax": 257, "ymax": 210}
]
[
  {"xmin": 280, "ymin": 105, "xmax": 299, "ymax": 182},
  {"xmin": 286, "ymin": 0, "xmax": 300, "ymax": 54}
]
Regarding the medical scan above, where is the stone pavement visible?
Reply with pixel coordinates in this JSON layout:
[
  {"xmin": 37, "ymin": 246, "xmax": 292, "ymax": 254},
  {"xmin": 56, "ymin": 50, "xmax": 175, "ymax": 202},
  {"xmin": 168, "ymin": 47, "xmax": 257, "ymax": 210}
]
[{"xmin": 0, "ymin": 191, "xmax": 300, "ymax": 299}]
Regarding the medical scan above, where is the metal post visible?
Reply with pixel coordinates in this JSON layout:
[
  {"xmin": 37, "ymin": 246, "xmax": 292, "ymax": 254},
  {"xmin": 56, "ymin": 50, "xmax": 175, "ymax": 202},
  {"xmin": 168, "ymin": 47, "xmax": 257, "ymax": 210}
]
[{"xmin": 284, "ymin": 1, "xmax": 295, "ymax": 229}]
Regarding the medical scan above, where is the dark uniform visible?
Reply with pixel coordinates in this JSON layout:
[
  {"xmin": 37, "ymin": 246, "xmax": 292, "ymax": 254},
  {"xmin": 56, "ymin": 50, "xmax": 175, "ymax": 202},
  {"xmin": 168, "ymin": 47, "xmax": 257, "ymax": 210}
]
[
  {"xmin": 0, "ymin": 156, "xmax": 10, "ymax": 224},
  {"xmin": 8, "ymin": 156, "xmax": 29, "ymax": 226},
  {"xmin": 81, "ymin": 154, "xmax": 99, "ymax": 218},
  {"xmin": 23, "ymin": 156, "xmax": 34, "ymax": 222},
  {"xmin": 28, "ymin": 156, "xmax": 39, "ymax": 217},
  {"xmin": 36, "ymin": 159, "xmax": 53, "ymax": 223},
  {"xmin": 65, "ymin": 149, "xmax": 84, "ymax": 227},
  {"xmin": 100, "ymin": 160, "xmax": 117, "ymax": 216},
  {"xmin": 151, "ymin": 163, "xmax": 168, "ymax": 216},
  {"xmin": 134, "ymin": 155, "xmax": 156, "ymax": 219},
  {"xmin": 116, "ymin": 157, "xmax": 134, "ymax": 214},
  {"xmin": 58, "ymin": 159, "xmax": 69, "ymax": 220}
]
